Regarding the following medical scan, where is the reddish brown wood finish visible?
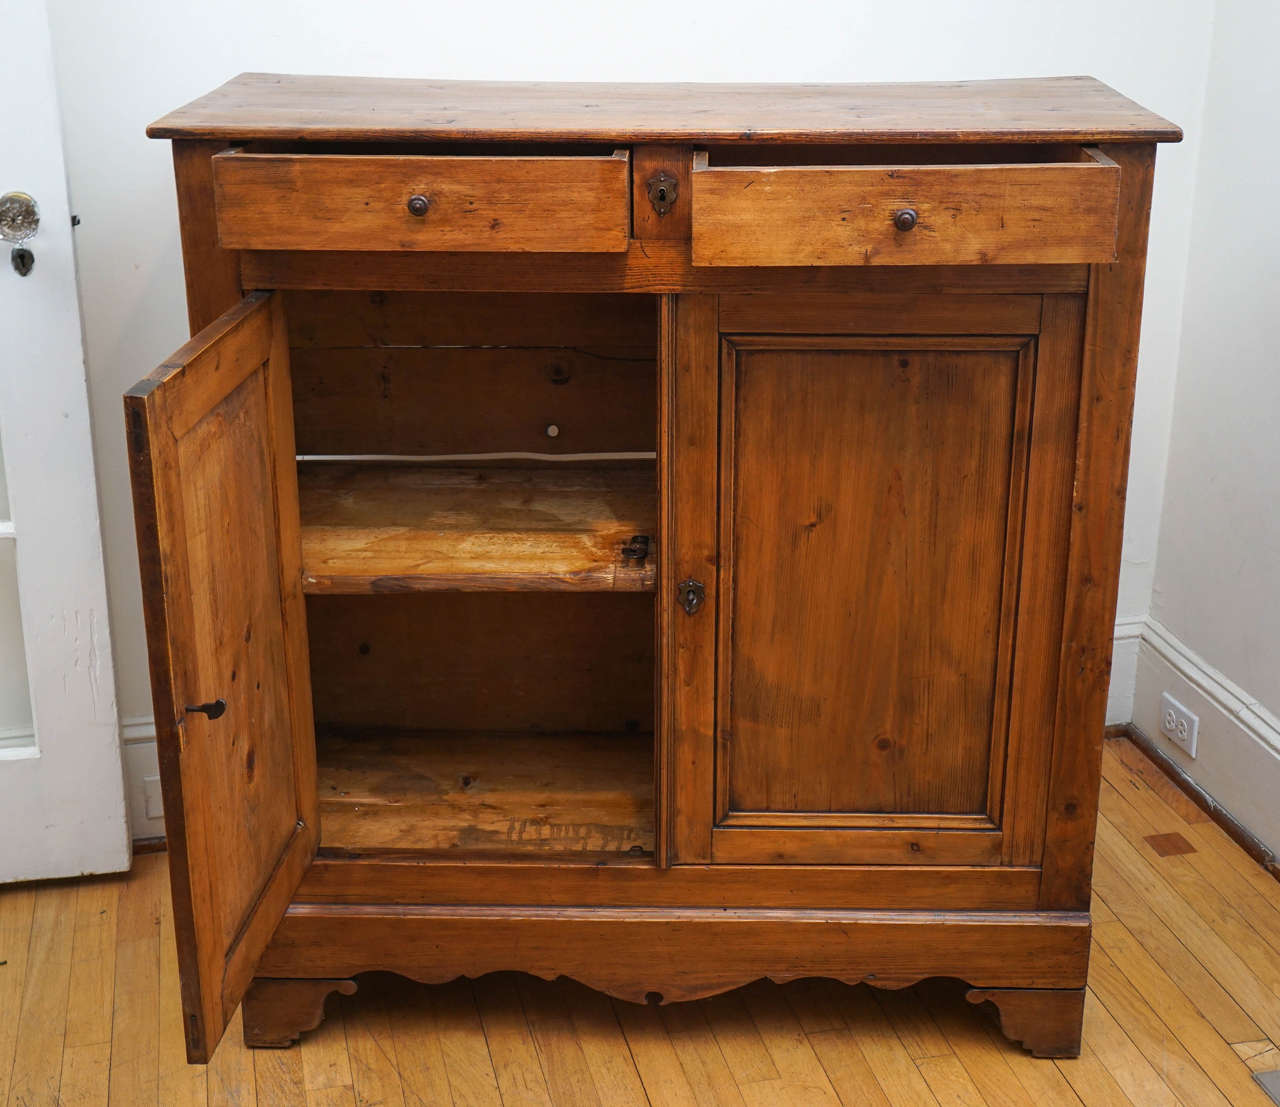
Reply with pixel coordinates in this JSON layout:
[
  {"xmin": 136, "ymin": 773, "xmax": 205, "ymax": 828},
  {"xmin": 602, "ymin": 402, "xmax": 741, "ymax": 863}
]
[
  {"xmin": 149, "ymin": 74, "xmax": 1182, "ymax": 145},
  {"xmin": 691, "ymin": 148, "xmax": 1121, "ymax": 266},
  {"xmin": 966, "ymin": 987, "xmax": 1087, "ymax": 1058},
  {"xmin": 171, "ymin": 141, "xmax": 242, "ymax": 333},
  {"xmin": 241, "ymin": 978, "xmax": 357, "ymax": 1049},
  {"xmin": 213, "ymin": 149, "xmax": 631, "ymax": 253},
  {"xmin": 125, "ymin": 293, "xmax": 316, "ymax": 1063},
  {"xmin": 1039, "ymin": 144, "xmax": 1158, "ymax": 910},
  {"xmin": 257, "ymin": 906, "xmax": 1091, "ymax": 999},
  {"xmin": 135, "ymin": 75, "xmax": 1174, "ymax": 1063}
]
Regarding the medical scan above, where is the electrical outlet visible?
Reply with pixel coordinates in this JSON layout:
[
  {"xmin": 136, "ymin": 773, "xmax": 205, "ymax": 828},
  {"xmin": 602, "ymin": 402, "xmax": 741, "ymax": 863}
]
[{"xmin": 1160, "ymin": 692, "xmax": 1199, "ymax": 758}]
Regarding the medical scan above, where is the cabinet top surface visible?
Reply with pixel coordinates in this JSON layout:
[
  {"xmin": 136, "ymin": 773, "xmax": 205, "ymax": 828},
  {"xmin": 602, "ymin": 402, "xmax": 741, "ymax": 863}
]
[{"xmin": 149, "ymin": 73, "xmax": 1181, "ymax": 144}]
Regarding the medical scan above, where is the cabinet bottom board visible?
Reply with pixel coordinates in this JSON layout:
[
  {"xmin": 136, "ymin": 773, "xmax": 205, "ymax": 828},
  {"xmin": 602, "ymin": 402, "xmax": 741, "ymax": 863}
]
[{"xmin": 315, "ymin": 729, "xmax": 654, "ymax": 858}]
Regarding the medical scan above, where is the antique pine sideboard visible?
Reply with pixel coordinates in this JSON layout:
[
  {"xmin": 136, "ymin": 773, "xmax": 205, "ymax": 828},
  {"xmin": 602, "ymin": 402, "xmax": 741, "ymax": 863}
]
[{"xmin": 127, "ymin": 74, "xmax": 1180, "ymax": 1062}]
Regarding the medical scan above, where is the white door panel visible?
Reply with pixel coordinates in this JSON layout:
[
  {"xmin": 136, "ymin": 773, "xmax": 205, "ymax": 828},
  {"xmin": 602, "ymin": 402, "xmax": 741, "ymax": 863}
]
[{"xmin": 0, "ymin": 0, "xmax": 128, "ymax": 879}]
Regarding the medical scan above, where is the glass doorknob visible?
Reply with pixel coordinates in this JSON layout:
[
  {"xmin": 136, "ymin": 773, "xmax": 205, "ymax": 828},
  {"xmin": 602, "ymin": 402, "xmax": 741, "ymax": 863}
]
[{"xmin": 1, "ymin": 192, "xmax": 39, "ymax": 276}]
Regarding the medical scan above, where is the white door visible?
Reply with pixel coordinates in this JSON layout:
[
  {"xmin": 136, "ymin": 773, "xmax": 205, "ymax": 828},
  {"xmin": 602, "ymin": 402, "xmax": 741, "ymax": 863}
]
[{"xmin": 0, "ymin": 0, "xmax": 128, "ymax": 880}]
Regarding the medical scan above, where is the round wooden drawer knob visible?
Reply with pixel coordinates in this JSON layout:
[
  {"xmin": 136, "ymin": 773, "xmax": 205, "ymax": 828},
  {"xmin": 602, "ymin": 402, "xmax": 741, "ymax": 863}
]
[
  {"xmin": 407, "ymin": 194, "xmax": 430, "ymax": 217},
  {"xmin": 893, "ymin": 208, "xmax": 918, "ymax": 232}
]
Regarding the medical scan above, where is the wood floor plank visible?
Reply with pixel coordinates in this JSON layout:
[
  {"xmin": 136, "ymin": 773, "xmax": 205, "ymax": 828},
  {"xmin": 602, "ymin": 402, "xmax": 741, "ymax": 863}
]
[
  {"xmin": 836, "ymin": 987, "xmax": 940, "ymax": 1107},
  {"xmin": 738, "ymin": 982, "xmax": 841, "ymax": 1106},
  {"xmin": 980, "ymin": 1022, "xmax": 1084, "ymax": 1107},
  {"xmin": 700, "ymin": 992, "xmax": 779, "ymax": 1087},
  {"xmin": 613, "ymin": 998, "xmax": 701, "ymax": 1107},
  {"xmin": 55, "ymin": 877, "xmax": 120, "ymax": 1107},
  {"xmin": 6, "ymin": 881, "xmax": 76, "ymax": 1107},
  {"xmin": 919, "ymin": 982, "xmax": 1036, "ymax": 1107},
  {"xmin": 1048, "ymin": 1038, "xmax": 1131, "ymax": 1107},
  {"xmin": 915, "ymin": 1054, "xmax": 988, "ymax": 1106},
  {"xmin": 255, "ymin": 1046, "xmax": 306, "ymax": 1104},
  {"xmin": 871, "ymin": 987, "xmax": 952, "ymax": 1062},
  {"xmin": 107, "ymin": 854, "xmax": 164, "ymax": 1107},
  {"xmin": 1101, "ymin": 776, "xmax": 1280, "ymax": 967},
  {"xmin": 1093, "ymin": 918, "xmax": 1275, "ymax": 1106},
  {"xmin": 299, "ymin": 991, "xmax": 355, "ymax": 1107},
  {"xmin": 207, "ymin": 1007, "xmax": 257, "ymax": 1107},
  {"xmin": 381, "ymin": 977, "xmax": 451, "ymax": 1107},
  {"xmin": 659, "ymin": 1001, "xmax": 748, "ymax": 1107},
  {"xmin": 158, "ymin": 879, "xmax": 208, "ymax": 1107},
  {"xmin": 562, "ymin": 983, "xmax": 647, "ymax": 1107},
  {"xmin": 1092, "ymin": 853, "xmax": 1264, "ymax": 1045},
  {"xmin": 426, "ymin": 979, "xmax": 503, "ymax": 1106},
  {"xmin": 0, "ymin": 887, "xmax": 35, "ymax": 1106},
  {"xmin": 1095, "ymin": 816, "xmax": 1280, "ymax": 1045},
  {"xmin": 1103, "ymin": 742, "xmax": 1280, "ymax": 919},
  {"xmin": 1061, "ymin": 990, "xmax": 1166, "ymax": 1107},
  {"xmin": 472, "ymin": 975, "xmax": 553, "ymax": 1107},
  {"xmin": 805, "ymin": 1026, "xmax": 892, "ymax": 1107},
  {"xmin": 1105, "ymin": 738, "xmax": 1210, "ymax": 824},
  {"xmin": 1241, "ymin": 1046, "xmax": 1280, "ymax": 1074},
  {"xmin": 1087, "ymin": 943, "xmax": 1233, "ymax": 1107},
  {"xmin": 1102, "ymin": 750, "xmax": 1280, "ymax": 957},
  {"xmin": 344, "ymin": 988, "xmax": 407, "ymax": 1107},
  {"xmin": 519, "ymin": 978, "xmax": 601, "ymax": 1107}
]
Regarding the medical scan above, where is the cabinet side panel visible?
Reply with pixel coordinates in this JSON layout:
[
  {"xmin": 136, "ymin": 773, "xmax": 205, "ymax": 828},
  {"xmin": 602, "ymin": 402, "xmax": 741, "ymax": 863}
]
[
  {"xmin": 1039, "ymin": 144, "xmax": 1156, "ymax": 909},
  {"xmin": 172, "ymin": 140, "xmax": 243, "ymax": 334}
]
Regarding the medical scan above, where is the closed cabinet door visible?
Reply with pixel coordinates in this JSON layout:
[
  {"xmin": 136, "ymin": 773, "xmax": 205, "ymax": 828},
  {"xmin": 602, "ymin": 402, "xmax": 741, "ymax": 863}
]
[{"xmin": 664, "ymin": 292, "xmax": 1086, "ymax": 869}]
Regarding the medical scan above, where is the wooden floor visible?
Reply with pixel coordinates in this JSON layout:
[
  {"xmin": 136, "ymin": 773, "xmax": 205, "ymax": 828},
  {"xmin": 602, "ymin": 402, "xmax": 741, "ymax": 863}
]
[{"xmin": 3, "ymin": 735, "xmax": 1280, "ymax": 1106}]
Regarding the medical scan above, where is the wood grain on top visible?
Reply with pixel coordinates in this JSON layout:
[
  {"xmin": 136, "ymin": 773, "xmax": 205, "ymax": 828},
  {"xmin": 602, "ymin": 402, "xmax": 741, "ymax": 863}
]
[{"xmin": 149, "ymin": 73, "xmax": 1181, "ymax": 144}]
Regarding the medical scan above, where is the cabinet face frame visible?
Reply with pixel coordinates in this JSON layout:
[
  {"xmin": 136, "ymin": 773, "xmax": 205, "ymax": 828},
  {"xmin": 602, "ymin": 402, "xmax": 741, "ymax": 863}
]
[{"xmin": 663, "ymin": 291, "xmax": 1089, "ymax": 869}]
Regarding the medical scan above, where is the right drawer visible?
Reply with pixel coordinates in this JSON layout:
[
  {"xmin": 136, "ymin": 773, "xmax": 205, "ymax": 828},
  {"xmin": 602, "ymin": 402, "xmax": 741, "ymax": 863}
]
[{"xmin": 691, "ymin": 147, "xmax": 1120, "ymax": 267}]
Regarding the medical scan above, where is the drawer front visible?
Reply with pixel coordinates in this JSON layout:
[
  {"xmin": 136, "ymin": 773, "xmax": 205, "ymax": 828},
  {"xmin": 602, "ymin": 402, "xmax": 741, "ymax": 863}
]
[
  {"xmin": 212, "ymin": 150, "xmax": 631, "ymax": 252},
  {"xmin": 691, "ymin": 148, "xmax": 1119, "ymax": 266}
]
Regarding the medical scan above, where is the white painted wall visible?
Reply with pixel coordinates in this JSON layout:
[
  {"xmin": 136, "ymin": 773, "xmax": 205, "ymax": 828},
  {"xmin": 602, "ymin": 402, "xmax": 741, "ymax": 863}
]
[
  {"xmin": 41, "ymin": 0, "xmax": 1213, "ymax": 834},
  {"xmin": 1134, "ymin": 0, "xmax": 1280, "ymax": 854}
]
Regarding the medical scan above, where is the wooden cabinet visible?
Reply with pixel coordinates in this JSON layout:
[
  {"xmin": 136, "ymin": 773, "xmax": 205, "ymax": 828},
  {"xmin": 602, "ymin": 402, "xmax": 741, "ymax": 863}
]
[{"xmin": 129, "ymin": 74, "xmax": 1179, "ymax": 1063}]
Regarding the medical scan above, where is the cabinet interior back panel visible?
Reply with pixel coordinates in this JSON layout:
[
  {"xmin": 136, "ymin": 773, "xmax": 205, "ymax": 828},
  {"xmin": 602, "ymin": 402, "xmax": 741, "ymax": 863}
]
[
  {"xmin": 307, "ymin": 592, "xmax": 655, "ymax": 734},
  {"xmin": 722, "ymin": 343, "xmax": 1027, "ymax": 815},
  {"xmin": 285, "ymin": 290, "xmax": 657, "ymax": 458}
]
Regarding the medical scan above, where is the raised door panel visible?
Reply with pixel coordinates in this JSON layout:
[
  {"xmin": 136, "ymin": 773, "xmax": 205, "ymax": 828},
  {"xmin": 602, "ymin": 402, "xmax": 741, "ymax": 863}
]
[
  {"xmin": 721, "ymin": 336, "xmax": 1030, "ymax": 819},
  {"xmin": 125, "ymin": 292, "xmax": 316, "ymax": 1062}
]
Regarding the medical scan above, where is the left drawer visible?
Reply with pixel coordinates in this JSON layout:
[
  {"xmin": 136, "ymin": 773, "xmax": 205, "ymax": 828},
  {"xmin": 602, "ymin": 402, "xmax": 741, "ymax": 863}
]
[{"xmin": 211, "ymin": 149, "xmax": 631, "ymax": 252}]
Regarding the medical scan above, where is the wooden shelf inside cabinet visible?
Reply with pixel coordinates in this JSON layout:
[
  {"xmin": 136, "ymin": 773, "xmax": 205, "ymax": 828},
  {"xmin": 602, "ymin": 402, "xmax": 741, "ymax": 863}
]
[
  {"xmin": 316, "ymin": 730, "xmax": 655, "ymax": 858},
  {"xmin": 298, "ymin": 462, "xmax": 657, "ymax": 593}
]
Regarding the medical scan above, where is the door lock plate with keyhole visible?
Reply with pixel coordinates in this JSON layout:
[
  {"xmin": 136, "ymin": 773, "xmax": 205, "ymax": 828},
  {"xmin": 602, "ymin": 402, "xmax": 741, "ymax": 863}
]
[
  {"xmin": 646, "ymin": 171, "xmax": 679, "ymax": 217},
  {"xmin": 0, "ymin": 192, "xmax": 39, "ymax": 276}
]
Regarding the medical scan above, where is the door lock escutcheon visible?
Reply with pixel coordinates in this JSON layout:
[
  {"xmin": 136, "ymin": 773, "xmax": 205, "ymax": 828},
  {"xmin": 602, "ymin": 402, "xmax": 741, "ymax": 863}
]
[
  {"xmin": 678, "ymin": 578, "xmax": 705, "ymax": 615},
  {"xmin": 646, "ymin": 171, "xmax": 679, "ymax": 217}
]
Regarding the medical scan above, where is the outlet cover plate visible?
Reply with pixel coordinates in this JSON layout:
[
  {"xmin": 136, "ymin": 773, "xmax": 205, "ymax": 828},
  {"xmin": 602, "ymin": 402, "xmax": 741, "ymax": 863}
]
[{"xmin": 1160, "ymin": 692, "xmax": 1199, "ymax": 758}]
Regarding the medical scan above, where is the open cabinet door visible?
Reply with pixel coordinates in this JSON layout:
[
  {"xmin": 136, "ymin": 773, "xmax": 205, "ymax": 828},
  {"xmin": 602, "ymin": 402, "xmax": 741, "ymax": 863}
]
[{"xmin": 126, "ymin": 291, "xmax": 316, "ymax": 1062}]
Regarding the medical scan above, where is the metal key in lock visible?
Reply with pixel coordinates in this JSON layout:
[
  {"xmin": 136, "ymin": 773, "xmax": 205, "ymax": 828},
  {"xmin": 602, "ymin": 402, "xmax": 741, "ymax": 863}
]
[{"xmin": 0, "ymin": 192, "xmax": 39, "ymax": 276}]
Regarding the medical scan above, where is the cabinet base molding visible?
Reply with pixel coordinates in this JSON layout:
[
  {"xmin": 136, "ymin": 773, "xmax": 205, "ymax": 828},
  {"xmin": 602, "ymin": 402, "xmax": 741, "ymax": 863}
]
[
  {"xmin": 966, "ymin": 986, "xmax": 1087, "ymax": 1058},
  {"xmin": 255, "ymin": 904, "xmax": 1089, "ymax": 1050},
  {"xmin": 241, "ymin": 977, "xmax": 358, "ymax": 1049}
]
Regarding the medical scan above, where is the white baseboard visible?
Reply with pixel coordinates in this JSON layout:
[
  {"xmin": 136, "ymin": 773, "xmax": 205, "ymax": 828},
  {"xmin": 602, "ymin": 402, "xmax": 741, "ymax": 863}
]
[
  {"xmin": 1108, "ymin": 615, "xmax": 1147, "ymax": 725},
  {"xmin": 119, "ymin": 716, "xmax": 164, "ymax": 841},
  {"xmin": 1132, "ymin": 617, "xmax": 1280, "ymax": 856}
]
